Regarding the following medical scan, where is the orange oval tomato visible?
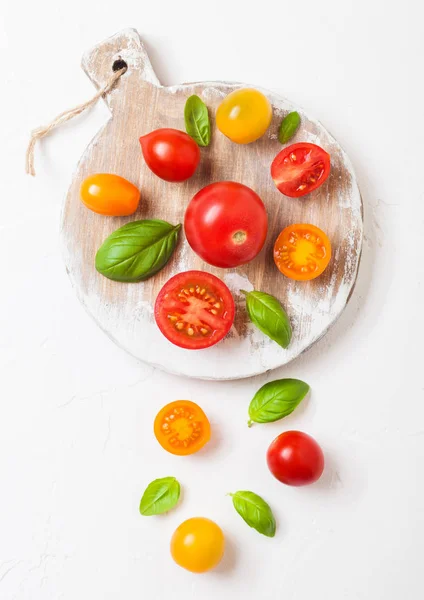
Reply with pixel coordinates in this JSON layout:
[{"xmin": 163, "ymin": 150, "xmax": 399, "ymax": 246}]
[
  {"xmin": 274, "ymin": 224, "xmax": 332, "ymax": 281},
  {"xmin": 171, "ymin": 517, "xmax": 225, "ymax": 573},
  {"xmin": 154, "ymin": 400, "xmax": 211, "ymax": 456},
  {"xmin": 80, "ymin": 174, "xmax": 140, "ymax": 216},
  {"xmin": 216, "ymin": 88, "xmax": 272, "ymax": 144}
]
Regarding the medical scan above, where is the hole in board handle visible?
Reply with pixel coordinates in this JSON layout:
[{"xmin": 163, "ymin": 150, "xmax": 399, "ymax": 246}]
[{"xmin": 112, "ymin": 58, "xmax": 128, "ymax": 73}]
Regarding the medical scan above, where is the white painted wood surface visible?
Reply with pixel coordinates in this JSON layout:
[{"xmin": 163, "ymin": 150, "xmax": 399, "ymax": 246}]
[{"xmin": 61, "ymin": 29, "xmax": 362, "ymax": 379}]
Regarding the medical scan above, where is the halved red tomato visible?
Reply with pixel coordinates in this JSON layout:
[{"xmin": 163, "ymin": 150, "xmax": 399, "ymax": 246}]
[
  {"xmin": 271, "ymin": 142, "xmax": 331, "ymax": 197},
  {"xmin": 155, "ymin": 271, "xmax": 235, "ymax": 349}
]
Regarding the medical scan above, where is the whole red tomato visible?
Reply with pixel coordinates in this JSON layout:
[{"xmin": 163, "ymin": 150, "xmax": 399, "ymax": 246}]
[
  {"xmin": 140, "ymin": 128, "xmax": 200, "ymax": 182},
  {"xmin": 184, "ymin": 181, "xmax": 268, "ymax": 268},
  {"xmin": 267, "ymin": 431, "xmax": 324, "ymax": 486}
]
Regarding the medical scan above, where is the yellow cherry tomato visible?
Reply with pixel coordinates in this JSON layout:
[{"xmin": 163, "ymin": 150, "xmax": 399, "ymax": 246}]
[
  {"xmin": 80, "ymin": 173, "xmax": 140, "ymax": 216},
  {"xmin": 216, "ymin": 88, "xmax": 272, "ymax": 144},
  {"xmin": 170, "ymin": 517, "xmax": 225, "ymax": 573}
]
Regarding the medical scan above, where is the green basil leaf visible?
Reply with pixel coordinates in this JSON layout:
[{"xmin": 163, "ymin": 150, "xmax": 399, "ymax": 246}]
[
  {"xmin": 184, "ymin": 95, "xmax": 211, "ymax": 147},
  {"xmin": 95, "ymin": 219, "xmax": 181, "ymax": 282},
  {"xmin": 241, "ymin": 290, "xmax": 292, "ymax": 348},
  {"xmin": 278, "ymin": 111, "xmax": 300, "ymax": 144},
  {"xmin": 229, "ymin": 491, "xmax": 276, "ymax": 537},
  {"xmin": 139, "ymin": 476, "xmax": 181, "ymax": 516},
  {"xmin": 248, "ymin": 378, "xmax": 310, "ymax": 427}
]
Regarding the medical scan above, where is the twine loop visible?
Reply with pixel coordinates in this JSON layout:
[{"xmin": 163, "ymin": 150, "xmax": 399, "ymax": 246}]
[{"xmin": 26, "ymin": 66, "xmax": 127, "ymax": 176}]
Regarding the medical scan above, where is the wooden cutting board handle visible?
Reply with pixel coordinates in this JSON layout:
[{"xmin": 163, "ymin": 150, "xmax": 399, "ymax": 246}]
[{"xmin": 81, "ymin": 28, "xmax": 160, "ymax": 111}]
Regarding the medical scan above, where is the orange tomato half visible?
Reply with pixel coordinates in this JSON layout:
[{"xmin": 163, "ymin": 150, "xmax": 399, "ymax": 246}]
[
  {"xmin": 80, "ymin": 173, "xmax": 140, "ymax": 216},
  {"xmin": 154, "ymin": 400, "xmax": 211, "ymax": 456},
  {"xmin": 274, "ymin": 224, "xmax": 332, "ymax": 281}
]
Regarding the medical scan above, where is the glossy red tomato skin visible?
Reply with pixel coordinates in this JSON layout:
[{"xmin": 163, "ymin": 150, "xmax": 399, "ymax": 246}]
[
  {"xmin": 140, "ymin": 128, "xmax": 201, "ymax": 182},
  {"xmin": 154, "ymin": 270, "xmax": 235, "ymax": 350},
  {"xmin": 271, "ymin": 143, "xmax": 331, "ymax": 198},
  {"xmin": 184, "ymin": 182, "xmax": 268, "ymax": 268},
  {"xmin": 267, "ymin": 431, "xmax": 324, "ymax": 486}
]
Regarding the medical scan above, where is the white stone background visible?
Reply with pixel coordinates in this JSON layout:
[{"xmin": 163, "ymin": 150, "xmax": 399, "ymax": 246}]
[{"xmin": 1, "ymin": 1, "xmax": 423, "ymax": 598}]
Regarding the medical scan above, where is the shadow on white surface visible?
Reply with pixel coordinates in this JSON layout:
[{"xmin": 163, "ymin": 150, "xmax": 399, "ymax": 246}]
[
  {"xmin": 214, "ymin": 534, "xmax": 237, "ymax": 576},
  {"xmin": 192, "ymin": 425, "xmax": 222, "ymax": 458},
  {"xmin": 313, "ymin": 452, "xmax": 343, "ymax": 492}
]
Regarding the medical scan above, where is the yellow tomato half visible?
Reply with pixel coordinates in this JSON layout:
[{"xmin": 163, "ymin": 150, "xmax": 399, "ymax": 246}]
[
  {"xmin": 80, "ymin": 173, "xmax": 140, "ymax": 216},
  {"xmin": 216, "ymin": 88, "xmax": 272, "ymax": 144},
  {"xmin": 171, "ymin": 517, "xmax": 225, "ymax": 573}
]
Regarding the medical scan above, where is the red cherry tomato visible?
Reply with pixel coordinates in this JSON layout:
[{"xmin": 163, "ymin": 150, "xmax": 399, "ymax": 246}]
[
  {"xmin": 267, "ymin": 431, "xmax": 324, "ymax": 486},
  {"xmin": 271, "ymin": 143, "xmax": 331, "ymax": 197},
  {"xmin": 139, "ymin": 128, "xmax": 200, "ymax": 182},
  {"xmin": 154, "ymin": 271, "xmax": 235, "ymax": 350},
  {"xmin": 184, "ymin": 182, "xmax": 268, "ymax": 268}
]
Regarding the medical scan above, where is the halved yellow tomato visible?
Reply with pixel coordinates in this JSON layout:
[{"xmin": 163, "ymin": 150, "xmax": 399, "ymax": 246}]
[
  {"xmin": 154, "ymin": 400, "xmax": 211, "ymax": 456},
  {"xmin": 274, "ymin": 224, "xmax": 332, "ymax": 281}
]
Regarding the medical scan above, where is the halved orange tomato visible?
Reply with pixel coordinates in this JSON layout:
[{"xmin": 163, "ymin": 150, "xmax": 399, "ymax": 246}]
[
  {"xmin": 274, "ymin": 224, "xmax": 332, "ymax": 281},
  {"xmin": 154, "ymin": 400, "xmax": 211, "ymax": 456}
]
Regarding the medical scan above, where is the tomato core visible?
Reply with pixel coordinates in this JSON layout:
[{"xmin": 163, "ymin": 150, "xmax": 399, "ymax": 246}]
[{"xmin": 232, "ymin": 231, "xmax": 247, "ymax": 245}]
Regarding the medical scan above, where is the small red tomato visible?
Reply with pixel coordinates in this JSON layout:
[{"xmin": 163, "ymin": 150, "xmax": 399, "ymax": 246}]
[
  {"xmin": 267, "ymin": 431, "xmax": 324, "ymax": 486},
  {"xmin": 271, "ymin": 142, "xmax": 331, "ymax": 197},
  {"xmin": 139, "ymin": 128, "xmax": 200, "ymax": 182},
  {"xmin": 184, "ymin": 182, "xmax": 268, "ymax": 268}
]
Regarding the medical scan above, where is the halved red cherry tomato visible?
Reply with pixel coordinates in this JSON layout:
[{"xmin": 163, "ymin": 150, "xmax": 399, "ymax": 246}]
[
  {"xmin": 155, "ymin": 271, "xmax": 235, "ymax": 350},
  {"xmin": 274, "ymin": 224, "xmax": 332, "ymax": 281},
  {"xmin": 267, "ymin": 431, "xmax": 325, "ymax": 486},
  {"xmin": 154, "ymin": 400, "xmax": 211, "ymax": 456},
  {"xmin": 139, "ymin": 128, "xmax": 200, "ymax": 182},
  {"xmin": 184, "ymin": 182, "xmax": 268, "ymax": 268},
  {"xmin": 80, "ymin": 173, "xmax": 140, "ymax": 216},
  {"xmin": 271, "ymin": 142, "xmax": 331, "ymax": 197}
]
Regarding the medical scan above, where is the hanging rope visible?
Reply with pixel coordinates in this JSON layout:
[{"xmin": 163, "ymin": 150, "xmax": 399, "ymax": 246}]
[{"xmin": 25, "ymin": 66, "xmax": 127, "ymax": 176}]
